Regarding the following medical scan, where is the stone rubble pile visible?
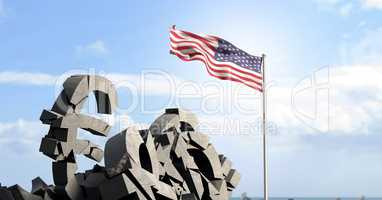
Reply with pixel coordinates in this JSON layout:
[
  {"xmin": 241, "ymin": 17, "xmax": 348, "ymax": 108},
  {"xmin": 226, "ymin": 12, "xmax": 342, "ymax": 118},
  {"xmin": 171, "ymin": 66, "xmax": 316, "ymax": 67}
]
[{"xmin": 0, "ymin": 75, "xmax": 240, "ymax": 200}]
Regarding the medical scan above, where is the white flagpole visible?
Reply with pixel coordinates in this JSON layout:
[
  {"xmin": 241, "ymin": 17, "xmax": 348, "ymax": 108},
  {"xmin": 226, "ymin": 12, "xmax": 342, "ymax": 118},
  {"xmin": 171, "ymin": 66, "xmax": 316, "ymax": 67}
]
[{"xmin": 261, "ymin": 54, "xmax": 268, "ymax": 200}]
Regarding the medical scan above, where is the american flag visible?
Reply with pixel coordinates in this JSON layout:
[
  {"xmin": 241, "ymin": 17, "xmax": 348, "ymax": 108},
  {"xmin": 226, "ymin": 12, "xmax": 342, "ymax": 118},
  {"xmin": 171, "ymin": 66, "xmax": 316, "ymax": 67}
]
[{"xmin": 170, "ymin": 26, "xmax": 263, "ymax": 92}]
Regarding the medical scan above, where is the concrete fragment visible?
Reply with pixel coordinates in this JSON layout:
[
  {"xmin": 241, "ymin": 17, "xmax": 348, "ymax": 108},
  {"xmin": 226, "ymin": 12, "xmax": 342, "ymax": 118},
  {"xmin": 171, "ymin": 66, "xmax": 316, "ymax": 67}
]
[
  {"xmin": 50, "ymin": 114, "xmax": 80, "ymax": 129},
  {"xmin": 225, "ymin": 169, "xmax": 240, "ymax": 189},
  {"xmin": 40, "ymin": 110, "xmax": 62, "ymax": 125},
  {"xmin": 104, "ymin": 128, "xmax": 143, "ymax": 174},
  {"xmin": 88, "ymin": 75, "xmax": 118, "ymax": 114},
  {"xmin": 139, "ymin": 130, "xmax": 160, "ymax": 178},
  {"xmin": 202, "ymin": 145, "xmax": 224, "ymax": 179},
  {"xmin": 149, "ymin": 113, "xmax": 180, "ymax": 136},
  {"xmin": 74, "ymin": 140, "xmax": 91, "ymax": 155},
  {"xmin": 47, "ymin": 128, "xmax": 77, "ymax": 143},
  {"xmin": 219, "ymin": 155, "xmax": 233, "ymax": 177},
  {"xmin": 85, "ymin": 147, "xmax": 104, "ymax": 162},
  {"xmin": 0, "ymin": 186, "xmax": 14, "ymax": 200},
  {"xmin": 63, "ymin": 75, "xmax": 89, "ymax": 106},
  {"xmin": 8, "ymin": 184, "xmax": 42, "ymax": 200},
  {"xmin": 165, "ymin": 108, "xmax": 199, "ymax": 131},
  {"xmin": 31, "ymin": 177, "xmax": 48, "ymax": 196},
  {"xmin": 156, "ymin": 144, "xmax": 171, "ymax": 164},
  {"xmin": 151, "ymin": 180, "xmax": 177, "ymax": 200},
  {"xmin": 173, "ymin": 135, "xmax": 198, "ymax": 170},
  {"xmin": 51, "ymin": 91, "xmax": 74, "ymax": 115},
  {"xmin": 81, "ymin": 173, "xmax": 107, "ymax": 188},
  {"xmin": 163, "ymin": 161, "xmax": 184, "ymax": 183},
  {"xmin": 180, "ymin": 193, "xmax": 197, "ymax": 200},
  {"xmin": 189, "ymin": 170, "xmax": 204, "ymax": 199},
  {"xmin": 62, "ymin": 176, "xmax": 85, "ymax": 200},
  {"xmin": 99, "ymin": 174, "xmax": 137, "ymax": 200},
  {"xmin": 39, "ymin": 137, "xmax": 60, "ymax": 160},
  {"xmin": 188, "ymin": 132, "xmax": 209, "ymax": 150},
  {"xmin": 78, "ymin": 114, "xmax": 111, "ymax": 136},
  {"xmin": 123, "ymin": 167, "xmax": 157, "ymax": 200},
  {"xmin": 201, "ymin": 177, "xmax": 220, "ymax": 200},
  {"xmin": 52, "ymin": 161, "xmax": 77, "ymax": 186}
]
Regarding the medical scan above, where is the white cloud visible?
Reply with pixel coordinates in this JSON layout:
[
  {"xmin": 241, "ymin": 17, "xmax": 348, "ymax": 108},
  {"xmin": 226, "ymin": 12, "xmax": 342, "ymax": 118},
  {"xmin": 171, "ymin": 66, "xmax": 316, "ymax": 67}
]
[
  {"xmin": 313, "ymin": 0, "xmax": 352, "ymax": 15},
  {"xmin": 0, "ymin": 119, "xmax": 46, "ymax": 155},
  {"xmin": 331, "ymin": 65, "xmax": 382, "ymax": 88},
  {"xmin": 0, "ymin": 0, "xmax": 6, "ymax": 18},
  {"xmin": 341, "ymin": 27, "xmax": 382, "ymax": 66},
  {"xmin": 331, "ymin": 66, "xmax": 382, "ymax": 133},
  {"xmin": 361, "ymin": 0, "xmax": 382, "ymax": 9},
  {"xmin": 0, "ymin": 115, "xmax": 148, "ymax": 156},
  {"xmin": 339, "ymin": 3, "xmax": 354, "ymax": 16},
  {"xmin": 193, "ymin": 65, "xmax": 380, "ymax": 138},
  {"xmin": 314, "ymin": 0, "xmax": 382, "ymax": 15},
  {"xmin": 0, "ymin": 66, "xmax": 381, "ymax": 138},
  {"xmin": 0, "ymin": 71, "xmax": 57, "ymax": 86},
  {"xmin": 75, "ymin": 40, "xmax": 109, "ymax": 56},
  {"xmin": 0, "ymin": 70, "xmax": 184, "ymax": 96},
  {"xmin": 0, "ymin": 0, "xmax": 4, "ymax": 16},
  {"xmin": 314, "ymin": 0, "xmax": 343, "ymax": 6},
  {"xmin": 285, "ymin": 65, "xmax": 382, "ymax": 134}
]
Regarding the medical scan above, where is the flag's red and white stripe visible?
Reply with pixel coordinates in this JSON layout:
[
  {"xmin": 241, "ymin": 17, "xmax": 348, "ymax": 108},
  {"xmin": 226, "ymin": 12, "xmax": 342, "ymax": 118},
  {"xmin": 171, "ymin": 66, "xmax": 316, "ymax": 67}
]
[{"xmin": 170, "ymin": 27, "xmax": 263, "ymax": 92}]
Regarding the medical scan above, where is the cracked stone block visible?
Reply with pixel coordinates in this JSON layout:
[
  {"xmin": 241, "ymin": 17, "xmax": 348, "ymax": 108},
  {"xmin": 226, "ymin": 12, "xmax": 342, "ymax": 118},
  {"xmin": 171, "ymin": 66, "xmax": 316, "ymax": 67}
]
[
  {"xmin": 54, "ymin": 176, "xmax": 85, "ymax": 200},
  {"xmin": 50, "ymin": 114, "xmax": 80, "ymax": 129},
  {"xmin": 104, "ymin": 128, "xmax": 144, "ymax": 175},
  {"xmin": 8, "ymin": 185, "xmax": 42, "ymax": 200},
  {"xmin": 180, "ymin": 193, "xmax": 197, "ymax": 200},
  {"xmin": 39, "ymin": 137, "xmax": 60, "ymax": 160},
  {"xmin": 40, "ymin": 110, "xmax": 62, "ymax": 125},
  {"xmin": 74, "ymin": 140, "xmax": 91, "ymax": 155},
  {"xmin": 63, "ymin": 75, "xmax": 89, "ymax": 106},
  {"xmin": 149, "ymin": 113, "xmax": 181, "ymax": 136},
  {"xmin": 78, "ymin": 114, "xmax": 111, "ymax": 137},
  {"xmin": 99, "ymin": 174, "xmax": 137, "ymax": 200},
  {"xmin": 165, "ymin": 108, "xmax": 199, "ymax": 131},
  {"xmin": 0, "ymin": 186, "xmax": 14, "ymax": 200},
  {"xmin": 219, "ymin": 155, "xmax": 232, "ymax": 177},
  {"xmin": 202, "ymin": 145, "xmax": 224, "ymax": 180},
  {"xmin": 188, "ymin": 132, "xmax": 209, "ymax": 150},
  {"xmin": 88, "ymin": 75, "xmax": 118, "ymax": 114},
  {"xmin": 52, "ymin": 161, "xmax": 77, "ymax": 186},
  {"xmin": 47, "ymin": 128, "xmax": 77, "ymax": 143},
  {"xmin": 225, "ymin": 169, "xmax": 240, "ymax": 189},
  {"xmin": 163, "ymin": 161, "xmax": 184, "ymax": 184},
  {"xmin": 85, "ymin": 147, "xmax": 104, "ymax": 162},
  {"xmin": 51, "ymin": 91, "xmax": 74, "ymax": 116},
  {"xmin": 81, "ymin": 173, "xmax": 107, "ymax": 188},
  {"xmin": 31, "ymin": 177, "xmax": 48, "ymax": 197}
]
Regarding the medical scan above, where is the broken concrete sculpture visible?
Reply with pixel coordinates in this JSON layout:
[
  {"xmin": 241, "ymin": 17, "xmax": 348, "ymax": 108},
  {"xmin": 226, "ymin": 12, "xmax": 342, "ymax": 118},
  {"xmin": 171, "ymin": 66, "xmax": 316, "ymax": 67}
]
[{"xmin": 0, "ymin": 75, "xmax": 240, "ymax": 200}]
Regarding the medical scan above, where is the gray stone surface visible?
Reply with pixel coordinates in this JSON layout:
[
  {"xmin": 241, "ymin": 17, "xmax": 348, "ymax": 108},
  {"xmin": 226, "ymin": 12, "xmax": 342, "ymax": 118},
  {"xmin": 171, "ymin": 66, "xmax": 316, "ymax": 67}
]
[
  {"xmin": 52, "ymin": 161, "xmax": 78, "ymax": 186},
  {"xmin": 225, "ymin": 169, "xmax": 241, "ymax": 189},
  {"xmin": 31, "ymin": 177, "xmax": 48, "ymax": 197},
  {"xmin": 104, "ymin": 128, "xmax": 143, "ymax": 176},
  {"xmin": 0, "ymin": 186, "xmax": 15, "ymax": 200},
  {"xmin": 8, "ymin": 185, "xmax": 42, "ymax": 200},
  {"xmin": 99, "ymin": 174, "xmax": 137, "ymax": 200}
]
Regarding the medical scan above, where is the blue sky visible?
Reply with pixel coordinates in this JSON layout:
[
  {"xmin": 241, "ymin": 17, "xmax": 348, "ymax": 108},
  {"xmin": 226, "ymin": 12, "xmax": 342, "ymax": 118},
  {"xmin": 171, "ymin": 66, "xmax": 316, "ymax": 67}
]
[{"xmin": 1, "ymin": 0, "xmax": 382, "ymax": 198}]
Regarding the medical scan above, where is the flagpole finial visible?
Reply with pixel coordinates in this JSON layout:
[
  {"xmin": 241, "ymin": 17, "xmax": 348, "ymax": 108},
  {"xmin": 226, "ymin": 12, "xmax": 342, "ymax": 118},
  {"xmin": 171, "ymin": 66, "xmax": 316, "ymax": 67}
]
[{"xmin": 171, "ymin": 25, "xmax": 176, "ymax": 30}]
